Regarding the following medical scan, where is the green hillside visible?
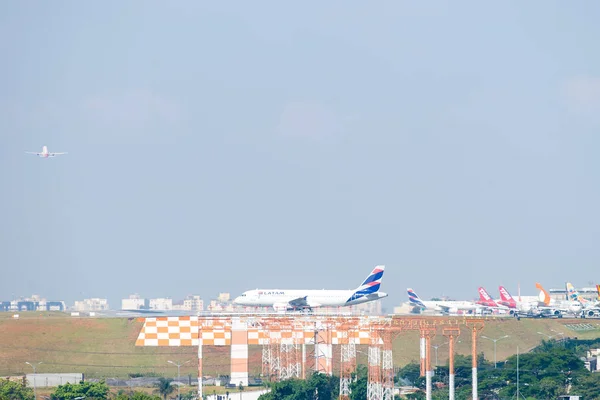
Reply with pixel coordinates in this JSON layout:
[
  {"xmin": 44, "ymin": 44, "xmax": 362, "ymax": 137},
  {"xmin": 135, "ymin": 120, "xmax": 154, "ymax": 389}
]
[{"xmin": 1, "ymin": 312, "xmax": 599, "ymax": 379}]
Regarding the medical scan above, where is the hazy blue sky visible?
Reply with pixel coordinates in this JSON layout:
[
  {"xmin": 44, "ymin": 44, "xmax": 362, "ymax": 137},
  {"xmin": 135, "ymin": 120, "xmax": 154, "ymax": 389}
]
[{"xmin": 2, "ymin": 1, "xmax": 600, "ymax": 311}]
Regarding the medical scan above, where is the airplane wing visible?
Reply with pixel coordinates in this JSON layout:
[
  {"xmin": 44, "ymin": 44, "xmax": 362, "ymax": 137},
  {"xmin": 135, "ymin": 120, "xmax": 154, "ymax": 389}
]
[
  {"xmin": 287, "ymin": 296, "xmax": 310, "ymax": 308},
  {"xmin": 25, "ymin": 152, "xmax": 40, "ymax": 155},
  {"xmin": 49, "ymin": 152, "xmax": 67, "ymax": 157},
  {"xmin": 437, "ymin": 305, "xmax": 451, "ymax": 315}
]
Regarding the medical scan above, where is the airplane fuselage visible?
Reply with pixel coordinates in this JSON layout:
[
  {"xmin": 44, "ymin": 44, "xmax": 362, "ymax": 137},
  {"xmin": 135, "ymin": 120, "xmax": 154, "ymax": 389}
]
[
  {"xmin": 234, "ymin": 289, "xmax": 388, "ymax": 309},
  {"xmin": 421, "ymin": 300, "xmax": 478, "ymax": 312}
]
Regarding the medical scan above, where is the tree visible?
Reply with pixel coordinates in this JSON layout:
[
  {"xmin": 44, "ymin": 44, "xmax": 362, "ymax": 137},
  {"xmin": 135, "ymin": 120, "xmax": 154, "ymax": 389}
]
[
  {"xmin": 306, "ymin": 373, "xmax": 338, "ymax": 400},
  {"xmin": 0, "ymin": 378, "xmax": 35, "ymax": 400},
  {"xmin": 153, "ymin": 378, "xmax": 175, "ymax": 400},
  {"xmin": 51, "ymin": 381, "xmax": 109, "ymax": 400},
  {"xmin": 258, "ymin": 373, "xmax": 339, "ymax": 400},
  {"xmin": 397, "ymin": 362, "xmax": 420, "ymax": 386},
  {"xmin": 114, "ymin": 391, "xmax": 162, "ymax": 400}
]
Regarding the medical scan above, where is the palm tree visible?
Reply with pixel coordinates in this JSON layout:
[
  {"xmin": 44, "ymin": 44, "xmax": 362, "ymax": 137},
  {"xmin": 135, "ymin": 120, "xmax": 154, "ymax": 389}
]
[{"xmin": 154, "ymin": 377, "xmax": 176, "ymax": 400}]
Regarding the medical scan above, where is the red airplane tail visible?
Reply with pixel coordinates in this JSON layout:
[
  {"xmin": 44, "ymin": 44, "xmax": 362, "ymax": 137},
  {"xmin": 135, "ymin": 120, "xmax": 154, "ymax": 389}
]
[
  {"xmin": 498, "ymin": 286, "xmax": 517, "ymax": 308},
  {"xmin": 477, "ymin": 287, "xmax": 497, "ymax": 306}
]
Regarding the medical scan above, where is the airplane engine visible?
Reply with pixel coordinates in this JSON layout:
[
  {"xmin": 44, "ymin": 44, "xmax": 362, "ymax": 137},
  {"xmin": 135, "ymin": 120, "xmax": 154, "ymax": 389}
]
[
  {"xmin": 553, "ymin": 310, "xmax": 562, "ymax": 317},
  {"xmin": 587, "ymin": 310, "xmax": 597, "ymax": 318}
]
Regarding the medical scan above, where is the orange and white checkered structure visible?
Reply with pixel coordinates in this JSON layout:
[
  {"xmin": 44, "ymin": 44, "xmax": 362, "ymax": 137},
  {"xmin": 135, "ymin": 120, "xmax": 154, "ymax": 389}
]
[{"xmin": 135, "ymin": 315, "xmax": 380, "ymax": 387}]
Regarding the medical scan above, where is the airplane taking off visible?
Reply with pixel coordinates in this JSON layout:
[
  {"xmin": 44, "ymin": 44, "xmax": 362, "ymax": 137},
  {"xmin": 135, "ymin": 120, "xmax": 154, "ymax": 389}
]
[
  {"xmin": 25, "ymin": 145, "xmax": 67, "ymax": 158},
  {"xmin": 233, "ymin": 265, "xmax": 387, "ymax": 312}
]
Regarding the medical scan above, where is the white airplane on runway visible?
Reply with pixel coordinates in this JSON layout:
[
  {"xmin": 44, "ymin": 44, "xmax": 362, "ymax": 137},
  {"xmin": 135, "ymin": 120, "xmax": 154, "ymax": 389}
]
[
  {"xmin": 233, "ymin": 265, "xmax": 387, "ymax": 312},
  {"xmin": 25, "ymin": 145, "xmax": 67, "ymax": 158}
]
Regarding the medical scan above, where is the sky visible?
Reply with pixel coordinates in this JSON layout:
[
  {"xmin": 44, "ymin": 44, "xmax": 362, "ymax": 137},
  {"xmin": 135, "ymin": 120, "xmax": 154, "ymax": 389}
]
[{"xmin": 1, "ymin": 1, "xmax": 600, "ymax": 312}]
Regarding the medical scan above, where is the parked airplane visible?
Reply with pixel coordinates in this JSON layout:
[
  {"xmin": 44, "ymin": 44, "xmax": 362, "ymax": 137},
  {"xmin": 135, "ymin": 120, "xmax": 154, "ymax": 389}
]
[
  {"xmin": 407, "ymin": 288, "xmax": 481, "ymax": 315},
  {"xmin": 233, "ymin": 265, "xmax": 387, "ymax": 312},
  {"xmin": 497, "ymin": 286, "xmax": 542, "ymax": 318},
  {"xmin": 476, "ymin": 287, "xmax": 505, "ymax": 308},
  {"xmin": 25, "ymin": 145, "xmax": 67, "ymax": 158},
  {"xmin": 535, "ymin": 283, "xmax": 582, "ymax": 317},
  {"xmin": 566, "ymin": 282, "xmax": 600, "ymax": 318}
]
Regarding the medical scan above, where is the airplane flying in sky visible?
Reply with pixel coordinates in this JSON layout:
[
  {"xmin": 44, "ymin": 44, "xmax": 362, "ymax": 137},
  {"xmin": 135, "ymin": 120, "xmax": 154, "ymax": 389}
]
[
  {"xmin": 25, "ymin": 145, "xmax": 67, "ymax": 158},
  {"xmin": 233, "ymin": 265, "xmax": 387, "ymax": 312}
]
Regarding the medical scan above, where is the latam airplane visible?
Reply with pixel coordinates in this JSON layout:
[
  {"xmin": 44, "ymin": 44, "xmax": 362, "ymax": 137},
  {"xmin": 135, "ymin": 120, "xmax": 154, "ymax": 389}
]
[
  {"xmin": 407, "ymin": 288, "xmax": 480, "ymax": 315},
  {"xmin": 25, "ymin": 145, "xmax": 67, "ymax": 158},
  {"xmin": 233, "ymin": 265, "xmax": 387, "ymax": 312}
]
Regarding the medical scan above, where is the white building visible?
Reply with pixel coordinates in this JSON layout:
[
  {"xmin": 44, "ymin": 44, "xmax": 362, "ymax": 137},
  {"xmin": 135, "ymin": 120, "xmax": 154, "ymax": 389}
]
[
  {"xmin": 351, "ymin": 300, "xmax": 383, "ymax": 315},
  {"xmin": 121, "ymin": 294, "xmax": 148, "ymax": 310},
  {"xmin": 149, "ymin": 298, "xmax": 173, "ymax": 310},
  {"xmin": 218, "ymin": 293, "xmax": 231, "ymax": 303},
  {"xmin": 73, "ymin": 298, "xmax": 109, "ymax": 311},
  {"xmin": 183, "ymin": 295, "xmax": 204, "ymax": 311}
]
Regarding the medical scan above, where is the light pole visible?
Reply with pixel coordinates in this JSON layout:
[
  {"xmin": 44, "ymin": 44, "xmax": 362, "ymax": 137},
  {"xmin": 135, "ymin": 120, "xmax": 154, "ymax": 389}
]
[
  {"xmin": 538, "ymin": 329, "xmax": 565, "ymax": 345},
  {"xmin": 25, "ymin": 362, "xmax": 42, "ymax": 400},
  {"xmin": 551, "ymin": 329, "xmax": 565, "ymax": 342},
  {"xmin": 168, "ymin": 360, "xmax": 190, "ymax": 400},
  {"xmin": 431, "ymin": 342, "xmax": 449, "ymax": 367},
  {"xmin": 537, "ymin": 330, "xmax": 563, "ymax": 340},
  {"xmin": 480, "ymin": 335, "xmax": 509, "ymax": 368}
]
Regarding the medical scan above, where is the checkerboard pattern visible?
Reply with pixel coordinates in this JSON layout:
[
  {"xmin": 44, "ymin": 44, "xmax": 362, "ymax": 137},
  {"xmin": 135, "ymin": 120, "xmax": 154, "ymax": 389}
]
[{"xmin": 135, "ymin": 316, "xmax": 378, "ymax": 347}]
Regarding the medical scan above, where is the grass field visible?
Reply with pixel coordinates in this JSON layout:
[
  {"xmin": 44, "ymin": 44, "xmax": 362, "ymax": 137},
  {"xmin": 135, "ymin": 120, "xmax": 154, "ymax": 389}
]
[{"xmin": 2, "ymin": 312, "xmax": 600, "ymax": 379}]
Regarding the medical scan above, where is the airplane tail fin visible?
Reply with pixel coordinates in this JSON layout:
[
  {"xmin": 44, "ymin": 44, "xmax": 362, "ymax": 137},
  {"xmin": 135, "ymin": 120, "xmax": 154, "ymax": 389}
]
[
  {"xmin": 597, "ymin": 284, "xmax": 600, "ymax": 302},
  {"xmin": 354, "ymin": 265, "xmax": 385, "ymax": 293},
  {"xmin": 346, "ymin": 265, "xmax": 385, "ymax": 303},
  {"xmin": 499, "ymin": 286, "xmax": 517, "ymax": 307},
  {"xmin": 477, "ymin": 287, "xmax": 497, "ymax": 306},
  {"xmin": 566, "ymin": 282, "xmax": 586, "ymax": 303},
  {"xmin": 535, "ymin": 283, "xmax": 552, "ymax": 306},
  {"xmin": 407, "ymin": 288, "xmax": 426, "ymax": 308}
]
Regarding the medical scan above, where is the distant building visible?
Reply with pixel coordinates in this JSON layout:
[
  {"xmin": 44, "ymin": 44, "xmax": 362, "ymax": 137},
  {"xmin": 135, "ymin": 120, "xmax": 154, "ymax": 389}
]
[
  {"xmin": 550, "ymin": 286, "xmax": 599, "ymax": 302},
  {"xmin": 351, "ymin": 300, "xmax": 383, "ymax": 315},
  {"xmin": 3, "ymin": 295, "xmax": 65, "ymax": 312},
  {"xmin": 182, "ymin": 295, "xmax": 204, "ymax": 311},
  {"xmin": 149, "ymin": 298, "xmax": 173, "ymax": 310},
  {"xmin": 73, "ymin": 298, "xmax": 109, "ymax": 312},
  {"xmin": 217, "ymin": 293, "xmax": 231, "ymax": 303},
  {"xmin": 121, "ymin": 294, "xmax": 149, "ymax": 310}
]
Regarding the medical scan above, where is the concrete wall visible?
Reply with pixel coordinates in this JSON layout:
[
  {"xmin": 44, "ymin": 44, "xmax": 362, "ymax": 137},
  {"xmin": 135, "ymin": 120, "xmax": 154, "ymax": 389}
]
[{"xmin": 26, "ymin": 373, "xmax": 83, "ymax": 387}]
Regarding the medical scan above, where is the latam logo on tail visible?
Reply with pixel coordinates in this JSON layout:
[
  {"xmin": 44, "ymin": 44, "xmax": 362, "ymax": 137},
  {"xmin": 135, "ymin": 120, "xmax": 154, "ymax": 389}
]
[
  {"xmin": 346, "ymin": 266, "xmax": 385, "ymax": 303},
  {"xmin": 407, "ymin": 289, "xmax": 426, "ymax": 308}
]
